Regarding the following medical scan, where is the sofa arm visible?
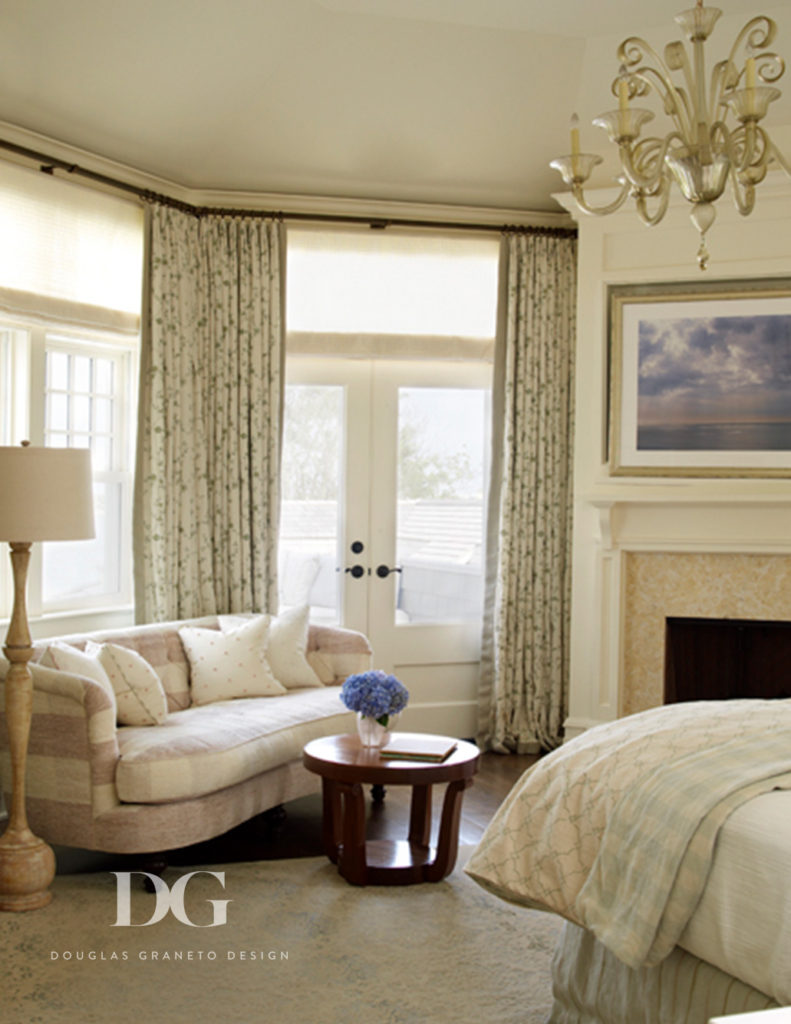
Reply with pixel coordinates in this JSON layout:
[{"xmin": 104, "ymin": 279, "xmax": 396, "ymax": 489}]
[
  {"xmin": 306, "ymin": 624, "xmax": 374, "ymax": 684},
  {"xmin": 0, "ymin": 658, "xmax": 121, "ymax": 822}
]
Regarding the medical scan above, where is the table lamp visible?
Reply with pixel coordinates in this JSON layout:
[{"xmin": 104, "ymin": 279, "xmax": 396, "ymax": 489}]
[{"xmin": 0, "ymin": 442, "xmax": 94, "ymax": 910}]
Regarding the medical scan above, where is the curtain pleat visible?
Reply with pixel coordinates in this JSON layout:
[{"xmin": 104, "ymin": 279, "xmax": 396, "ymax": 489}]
[
  {"xmin": 134, "ymin": 205, "xmax": 284, "ymax": 622},
  {"xmin": 478, "ymin": 232, "xmax": 577, "ymax": 752}
]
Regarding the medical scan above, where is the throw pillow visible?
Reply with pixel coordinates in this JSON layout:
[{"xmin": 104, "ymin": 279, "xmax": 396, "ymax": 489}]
[
  {"xmin": 39, "ymin": 642, "xmax": 117, "ymax": 714},
  {"xmin": 179, "ymin": 616, "xmax": 287, "ymax": 706},
  {"xmin": 86, "ymin": 642, "xmax": 169, "ymax": 726},
  {"xmin": 218, "ymin": 606, "xmax": 322, "ymax": 690}
]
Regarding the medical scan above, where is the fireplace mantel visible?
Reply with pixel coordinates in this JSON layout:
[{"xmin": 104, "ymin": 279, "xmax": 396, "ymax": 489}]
[
  {"xmin": 565, "ymin": 488, "xmax": 791, "ymax": 739},
  {"xmin": 587, "ymin": 491, "xmax": 791, "ymax": 555}
]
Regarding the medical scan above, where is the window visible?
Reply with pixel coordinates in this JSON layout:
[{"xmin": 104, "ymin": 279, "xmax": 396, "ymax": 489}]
[
  {"xmin": 42, "ymin": 335, "xmax": 135, "ymax": 610},
  {"xmin": 0, "ymin": 323, "xmax": 137, "ymax": 618},
  {"xmin": 0, "ymin": 161, "xmax": 143, "ymax": 625}
]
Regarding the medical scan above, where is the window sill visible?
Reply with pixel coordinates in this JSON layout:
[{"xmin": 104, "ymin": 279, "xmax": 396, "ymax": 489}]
[{"xmin": 1, "ymin": 606, "xmax": 136, "ymax": 643}]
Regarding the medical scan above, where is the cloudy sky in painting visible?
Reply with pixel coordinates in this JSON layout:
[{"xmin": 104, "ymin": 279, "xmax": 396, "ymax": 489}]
[{"xmin": 638, "ymin": 314, "xmax": 791, "ymax": 425}]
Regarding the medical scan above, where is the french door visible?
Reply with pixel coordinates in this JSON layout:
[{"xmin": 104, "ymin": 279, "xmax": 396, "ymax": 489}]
[{"xmin": 279, "ymin": 356, "xmax": 491, "ymax": 736}]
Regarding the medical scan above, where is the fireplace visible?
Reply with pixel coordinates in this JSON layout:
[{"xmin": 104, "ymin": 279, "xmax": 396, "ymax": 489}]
[{"xmin": 665, "ymin": 617, "xmax": 791, "ymax": 704}]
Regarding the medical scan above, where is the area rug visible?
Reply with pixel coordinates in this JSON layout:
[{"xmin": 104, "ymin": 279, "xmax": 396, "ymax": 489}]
[{"xmin": 0, "ymin": 849, "xmax": 562, "ymax": 1024}]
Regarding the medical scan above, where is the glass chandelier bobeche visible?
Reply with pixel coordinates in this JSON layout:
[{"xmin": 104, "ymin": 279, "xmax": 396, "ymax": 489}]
[{"xmin": 550, "ymin": 1, "xmax": 790, "ymax": 269}]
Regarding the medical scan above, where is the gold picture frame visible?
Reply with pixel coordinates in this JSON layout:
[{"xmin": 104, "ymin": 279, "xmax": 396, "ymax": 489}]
[{"xmin": 608, "ymin": 278, "xmax": 791, "ymax": 477}]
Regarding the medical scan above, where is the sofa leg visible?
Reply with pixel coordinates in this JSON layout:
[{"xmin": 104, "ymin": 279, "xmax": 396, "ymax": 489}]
[
  {"xmin": 260, "ymin": 804, "xmax": 287, "ymax": 833},
  {"xmin": 134, "ymin": 854, "xmax": 168, "ymax": 891},
  {"xmin": 371, "ymin": 784, "xmax": 386, "ymax": 804}
]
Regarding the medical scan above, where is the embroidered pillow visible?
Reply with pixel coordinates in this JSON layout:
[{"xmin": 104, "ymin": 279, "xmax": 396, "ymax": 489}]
[
  {"xmin": 179, "ymin": 616, "xmax": 287, "ymax": 706},
  {"xmin": 40, "ymin": 642, "xmax": 117, "ymax": 714},
  {"xmin": 218, "ymin": 606, "xmax": 322, "ymax": 690},
  {"xmin": 86, "ymin": 642, "xmax": 169, "ymax": 726}
]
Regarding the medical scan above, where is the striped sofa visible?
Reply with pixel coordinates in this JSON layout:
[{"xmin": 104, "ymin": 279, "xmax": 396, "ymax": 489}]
[{"xmin": 0, "ymin": 616, "xmax": 371, "ymax": 855}]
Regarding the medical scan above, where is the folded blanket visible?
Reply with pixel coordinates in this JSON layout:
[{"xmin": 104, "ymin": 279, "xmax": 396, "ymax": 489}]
[
  {"xmin": 465, "ymin": 699, "xmax": 791, "ymax": 970},
  {"xmin": 576, "ymin": 732, "xmax": 791, "ymax": 967}
]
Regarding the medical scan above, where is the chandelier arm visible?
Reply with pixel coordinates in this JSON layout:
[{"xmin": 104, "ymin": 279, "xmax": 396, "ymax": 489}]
[
  {"xmin": 725, "ymin": 17, "xmax": 777, "ymax": 75},
  {"xmin": 634, "ymin": 179, "xmax": 671, "ymax": 227},
  {"xmin": 711, "ymin": 119, "xmax": 756, "ymax": 177},
  {"xmin": 630, "ymin": 66, "xmax": 694, "ymax": 141},
  {"xmin": 729, "ymin": 164, "xmax": 756, "ymax": 216},
  {"xmin": 710, "ymin": 60, "xmax": 737, "ymax": 124},
  {"xmin": 756, "ymin": 53, "xmax": 785, "ymax": 86},
  {"xmin": 619, "ymin": 131, "xmax": 684, "ymax": 191},
  {"xmin": 570, "ymin": 180, "xmax": 631, "ymax": 217},
  {"xmin": 619, "ymin": 36, "xmax": 695, "ymax": 143}
]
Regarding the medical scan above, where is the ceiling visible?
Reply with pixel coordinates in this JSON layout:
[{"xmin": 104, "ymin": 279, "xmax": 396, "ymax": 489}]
[{"xmin": 1, "ymin": 0, "xmax": 790, "ymax": 213}]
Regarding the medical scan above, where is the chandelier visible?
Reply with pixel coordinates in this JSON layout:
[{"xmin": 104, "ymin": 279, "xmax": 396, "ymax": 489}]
[{"xmin": 550, "ymin": 1, "xmax": 789, "ymax": 269}]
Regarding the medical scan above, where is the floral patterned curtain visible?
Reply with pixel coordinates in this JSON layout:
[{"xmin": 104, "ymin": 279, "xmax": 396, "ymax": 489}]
[
  {"xmin": 478, "ymin": 231, "xmax": 577, "ymax": 752},
  {"xmin": 134, "ymin": 204, "xmax": 284, "ymax": 622}
]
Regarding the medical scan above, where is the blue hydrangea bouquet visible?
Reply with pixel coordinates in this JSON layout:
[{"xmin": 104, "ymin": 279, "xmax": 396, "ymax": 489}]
[{"xmin": 340, "ymin": 670, "xmax": 409, "ymax": 728}]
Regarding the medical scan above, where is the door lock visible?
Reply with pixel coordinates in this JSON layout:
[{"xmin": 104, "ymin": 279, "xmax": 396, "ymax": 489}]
[{"xmin": 375, "ymin": 564, "xmax": 402, "ymax": 579}]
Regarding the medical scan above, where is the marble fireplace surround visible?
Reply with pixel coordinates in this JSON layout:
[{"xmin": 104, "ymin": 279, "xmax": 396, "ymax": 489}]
[
  {"xmin": 623, "ymin": 550, "xmax": 791, "ymax": 716},
  {"xmin": 566, "ymin": 494, "xmax": 791, "ymax": 735}
]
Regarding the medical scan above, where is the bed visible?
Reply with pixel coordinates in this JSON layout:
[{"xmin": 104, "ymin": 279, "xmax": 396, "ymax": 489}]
[{"xmin": 465, "ymin": 698, "xmax": 791, "ymax": 1022}]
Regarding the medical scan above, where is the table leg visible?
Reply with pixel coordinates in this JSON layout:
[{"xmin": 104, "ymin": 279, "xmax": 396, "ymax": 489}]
[
  {"xmin": 424, "ymin": 777, "xmax": 472, "ymax": 883},
  {"xmin": 321, "ymin": 778, "xmax": 342, "ymax": 863},
  {"xmin": 408, "ymin": 784, "xmax": 432, "ymax": 848},
  {"xmin": 337, "ymin": 781, "xmax": 367, "ymax": 885}
]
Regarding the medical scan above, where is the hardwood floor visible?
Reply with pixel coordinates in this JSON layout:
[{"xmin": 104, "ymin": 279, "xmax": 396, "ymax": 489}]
[
  {"xmin": 51, "ymin": 750, "xmax": 538, "ymax": 874},
  {"xmin": 168, "ymin": 749, "xmax": 538, "ymax": 868}
]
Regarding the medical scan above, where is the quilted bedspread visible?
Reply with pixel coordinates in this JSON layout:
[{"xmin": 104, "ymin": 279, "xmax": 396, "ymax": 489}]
[{"xmin": 465, "ymin": 699, "xmax": 791, "ymax": 970}]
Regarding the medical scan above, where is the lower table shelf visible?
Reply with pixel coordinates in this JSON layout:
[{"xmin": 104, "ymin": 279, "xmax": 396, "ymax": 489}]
[{"xmin": 338, "ymin": 839, "xmax": 436, "ymax": 886}]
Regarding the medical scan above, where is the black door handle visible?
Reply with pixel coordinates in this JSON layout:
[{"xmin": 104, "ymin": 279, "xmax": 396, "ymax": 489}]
[
  {"xmin": 375, "ymin": 564, "xmax": 402, "ymax": 579},
  {"xmin": 345, "ymin": 565, "xmax": 366, "ymax": 578}
]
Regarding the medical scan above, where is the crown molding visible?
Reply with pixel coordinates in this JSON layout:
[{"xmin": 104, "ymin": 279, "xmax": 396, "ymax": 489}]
[{"xmin": 0, "ymin": 120, "xmax": 574, "ymax": 230}]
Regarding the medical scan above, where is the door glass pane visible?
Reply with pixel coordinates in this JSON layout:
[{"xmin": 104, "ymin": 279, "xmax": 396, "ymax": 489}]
[
  {"xmin": 396, "ymin": 388, "xmax": 488, "ymax": 624},
  {"xmin": 279, "ymin": 385, "xmax": 343, "ymax": 624}
]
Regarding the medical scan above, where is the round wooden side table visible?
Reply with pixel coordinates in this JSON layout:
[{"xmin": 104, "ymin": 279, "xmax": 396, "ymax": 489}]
[{"xmin": 303, "ymin": 732, "xmax": 479, "ymax": 886}]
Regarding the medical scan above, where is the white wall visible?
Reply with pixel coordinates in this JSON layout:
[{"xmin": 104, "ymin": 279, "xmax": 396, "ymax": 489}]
[{"xmin": 559, "ymin": 175, "xmax": 791, "ymax": 738}]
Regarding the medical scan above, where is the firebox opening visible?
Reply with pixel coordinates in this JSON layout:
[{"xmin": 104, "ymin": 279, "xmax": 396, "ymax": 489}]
[{"xmin": 664, "ymin": 617, "xmax": 791, "ymax": 704}]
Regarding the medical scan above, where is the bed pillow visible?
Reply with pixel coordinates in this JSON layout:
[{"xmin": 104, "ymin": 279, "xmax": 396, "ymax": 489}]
[
  {"xmin": 219, "ymin": 606, "xmax": 322, "ymax": 690},
  {"xmin": 39, "ymin": 642, "xmax": 117, "ymax": 714},
  {"xmin": 179, "ymin": 616, "xmax": 287, "ymax": 706},
  {"xmin": 86, "ymin": 642, "xmax": 168, "ymax": 726}
]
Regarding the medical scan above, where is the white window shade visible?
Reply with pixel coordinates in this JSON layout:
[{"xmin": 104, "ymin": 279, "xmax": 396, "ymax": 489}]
[
  {"xmin": 286, "ymin": 227, "xmax": 499, "ymax": 346},
  {"xmin": 0, "ymin": 161, "xmax": 143, "ymax": 329}
]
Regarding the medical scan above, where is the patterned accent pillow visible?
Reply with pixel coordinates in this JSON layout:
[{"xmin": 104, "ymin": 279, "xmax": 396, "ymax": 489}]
[
  {"xmin": 40, "ymin": 641, "xmax": 117, "ymax": 715},
  {"xmin": 218, "ymin": 606, "xmax": 322, "ymax": 690},
  {"xmin": 179, "ymin": 615, "xmax": 287, "ymax": 706},
  {"xmin": 86, "ymin": 642, "xmax": 169, "ymax": 726}
]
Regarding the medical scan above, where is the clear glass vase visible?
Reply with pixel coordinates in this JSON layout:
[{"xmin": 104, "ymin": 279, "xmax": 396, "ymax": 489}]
[{"xmin": 356, "ymin": 712, "xmax": 397, "ymax": 748}]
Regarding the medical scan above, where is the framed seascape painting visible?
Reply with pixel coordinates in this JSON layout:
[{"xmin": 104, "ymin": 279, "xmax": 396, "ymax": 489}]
[{"xmin": 608, "ymin": 279, "xmax": 791, "ymax": 477}]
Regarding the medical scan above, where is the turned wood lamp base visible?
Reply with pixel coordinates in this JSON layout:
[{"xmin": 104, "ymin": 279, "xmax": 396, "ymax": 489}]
[
  {"xmin": 0, "ymin": 542, "xmax": 56, "ymax": 911},
  {"xmin": 0, "ymin": 828, "xmax": 56, "ymax": 911}
]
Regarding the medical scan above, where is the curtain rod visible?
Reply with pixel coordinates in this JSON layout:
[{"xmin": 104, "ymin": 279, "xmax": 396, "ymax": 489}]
[{"xmin": 0, "ymin": 137, "xmax": 577, "ymax": 238}]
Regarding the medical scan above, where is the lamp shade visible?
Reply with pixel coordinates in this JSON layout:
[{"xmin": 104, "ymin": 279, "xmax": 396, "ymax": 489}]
[{"xmin": 0, "ymin": 445, "xmax": 95, "ymax": 542}]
